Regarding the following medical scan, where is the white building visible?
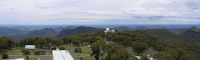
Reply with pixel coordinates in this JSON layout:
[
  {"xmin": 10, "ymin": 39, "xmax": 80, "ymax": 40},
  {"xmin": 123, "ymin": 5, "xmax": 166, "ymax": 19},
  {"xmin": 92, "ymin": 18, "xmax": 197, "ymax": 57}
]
[
  {"xmin": 25, "ymin": 45, "xmax": 35, "ymax": 50},
  {"xmin": 52, "ymin": 50, "xmax": 74, "ymax": 60}
]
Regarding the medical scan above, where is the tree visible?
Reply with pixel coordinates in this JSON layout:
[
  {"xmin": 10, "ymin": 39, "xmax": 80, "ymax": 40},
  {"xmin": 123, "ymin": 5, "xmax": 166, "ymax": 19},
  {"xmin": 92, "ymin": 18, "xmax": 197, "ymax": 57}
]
[
  {"xmin": 59, "ymin": 46, "xmax": 66, "ymax": 50},
  {"xmin": 132, "ymin": 42, "xmax": 149, "ymax": 55},
  {"xmin": 180, "ymin": 53, "xmax": 198, "ymax": 60},
  {"xmin": 105, "ymin": 43, "xmax": 131, "ymax": 60},
  {"xmin": 153, "ymin": 52, "xmax": 175, "ymax": 60},
  {"xmin": 2, "ymin": 53, "xmax": 8, "ymax": 59},
  {"xmin": 34, "ymin": 50, "xmax": 45, "ymax": 55},
  {"xmin": 91, "ymin": 37, "xmax": 106, "ymax": 60},
  {"xmin": 21, "ymin": 48, "xmax": 30, "ymax": 55},
  {"xmin": 0, "ymin": 37, "xmax": 14, "ymax": 50},
  {"xmin": 166, "ymin": 48, "xmax": 185, "ymax": 60},
  {"xmin": 140, "ymin": 55, "xmax": 148, "ymax": 60},
  {"xmin": 154, "ymin": 48, "xmax": 185, "ymax": 60},
  {"xmin": 74, "ymin": 47, "xmax": 82, "ymax": 53},
  {"xmin": 111, "ymin": 35, "xmax": 132, "ymax": 46}
]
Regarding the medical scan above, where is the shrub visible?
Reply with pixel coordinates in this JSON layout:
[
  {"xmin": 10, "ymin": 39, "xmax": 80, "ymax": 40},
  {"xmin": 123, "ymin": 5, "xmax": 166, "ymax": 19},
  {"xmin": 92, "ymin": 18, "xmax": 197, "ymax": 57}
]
[
  {"xmin": 2, "ymin": 53, "xmax": 8, "ymax": 59},
  {"xmin": 21, "ymin": 48, "xmax": 30, "ymax": 55},
  {"xmin": 59, "ymin": 46, "xmax": 66, "ymax": 50},
  {"xmin": 74, "ymin": 47, "xmax": 82, "ymax": 53},
  {"xmin": 34, "ymin": 50, "xmax": 45, "ymax": 55}
]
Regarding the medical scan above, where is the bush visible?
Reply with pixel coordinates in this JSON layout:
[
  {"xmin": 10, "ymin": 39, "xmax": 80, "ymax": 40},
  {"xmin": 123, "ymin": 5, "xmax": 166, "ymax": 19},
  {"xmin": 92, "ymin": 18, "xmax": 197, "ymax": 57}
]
[
  {"xmin": 2, "ymin": 53, "xmax": 8, "ymax": 59},
  {"xmin": 21, "ymin": 48, "xmax": 30, "ymax": 55},
  {"xmin": 141, "ymin": 55, "xmax": 149, "ymax": 60},
  {"xmin": 74, "ymin": 47, "xmax": 82, "ymax": 53},
  {"xmin": 34, "ymin": 50, "xmax": 45, "ymax": 55},
  {"xmin": 59, "ymin": 46, "xmax": 66, "ymax": 50},
  {"xmin": 25, "ymin": 56, "xmax": 29, "ymax": 60}
]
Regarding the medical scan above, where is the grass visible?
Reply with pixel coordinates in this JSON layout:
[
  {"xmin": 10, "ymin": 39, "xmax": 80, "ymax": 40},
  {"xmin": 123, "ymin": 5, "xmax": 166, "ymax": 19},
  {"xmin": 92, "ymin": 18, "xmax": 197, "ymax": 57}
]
[
  {"xmin": 82, "ymin": 56, "xmax": 95, "ymax": 60},
  {"xmin": 60, "ymin": 44, "xmax": 75, "ymax": 50},
  {"xmin": 60, "ymin": 44, "xmax": 94, "ymax": 60},
  {"xmin": 74, "ymin": 56, "xmax": 95, "ymax": 60},
  {"xmin": 24, "ymin": 56, "xmax": 38, "ymax": 60},
  {"xmin": 60, "ymin": 44, "xmax": 92, "ymax": 54},
  {"xmin": 7, "ymin": 50, "xmax": 22, "ymax": 55},
  {"xmin": 80, "ymin": 46, "xmax": 92, "ymax": 54}
]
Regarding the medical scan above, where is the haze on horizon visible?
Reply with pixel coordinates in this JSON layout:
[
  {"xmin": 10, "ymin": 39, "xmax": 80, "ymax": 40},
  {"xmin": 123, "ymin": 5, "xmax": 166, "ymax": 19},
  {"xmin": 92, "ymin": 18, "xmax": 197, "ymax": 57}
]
[{"xmin": 0, "ymin": 0, "xmax": 200, "ymax": 25}]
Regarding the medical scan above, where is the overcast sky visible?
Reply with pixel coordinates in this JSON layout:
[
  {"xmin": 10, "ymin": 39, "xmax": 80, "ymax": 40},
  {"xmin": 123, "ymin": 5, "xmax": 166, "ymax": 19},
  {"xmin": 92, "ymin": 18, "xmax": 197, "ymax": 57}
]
[{"xmin": 0, "ymin": 0, "xmax": 200, "ymax": 25}]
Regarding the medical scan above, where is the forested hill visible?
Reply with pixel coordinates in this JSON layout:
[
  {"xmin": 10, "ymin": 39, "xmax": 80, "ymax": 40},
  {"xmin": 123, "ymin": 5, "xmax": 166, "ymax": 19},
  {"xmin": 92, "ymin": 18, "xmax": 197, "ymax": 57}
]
[
  {"xmin": 129, "ymin": 26, "xmax": 200, "ymax": 44},
  {"xmin": 11, "ymin": 28, "xmax": 58, "ymax": 40},
  {"xmin": 179, "ymin": 26, "xmax": 200, "ymax": 44},
  {"xmin": 1, "ymin": 26, "xmax": 200, "ymax": 60},
  {"xmin": 57, "ymin": 26, "xmax": 100, "ymax": 37},
  {"xmin": 27, "ymin": 28, "xmax": 58, "ymax": 37}
]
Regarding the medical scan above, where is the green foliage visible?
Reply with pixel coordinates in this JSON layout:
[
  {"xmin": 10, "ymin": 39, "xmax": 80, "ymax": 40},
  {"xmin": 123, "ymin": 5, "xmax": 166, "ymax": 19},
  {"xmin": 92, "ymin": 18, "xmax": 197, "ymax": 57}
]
[
  {"xmin": 132, "ymin": 42, "xmax": 149, "ymax": 55},
  {"xmin": 105, "ymin": 43, "xmax": 131, "ymax": 60},
  {"xmin": 21, "ymin": 48, "xmax": 30, "ymax": 55},
  {"xmin": 34, "ymin": 50, "xmax": 45, "ymax": 55},
  {"xmin": 59, "ymin": 46, "xmax": 66, "ymax": 50},
  {"xmin": 19, "ymin": 37, "xmax": 63, "ymax": 49},
  {"xmin": 74, "ymin": 47, "xmax": 82, "ymax": 53},
  {"xmin": 0, "ymin": 37, "xmax": 14, "ymax": 50},
  {"xmin": 131, "ymin": 56, "xmax": 139, "ymax": 60},
  {"xmin": 154, "ymin": 48, "xmax": 186, "ymax": 60},
  {"xmin": 180, "ymin": 53, "xmax": 198, "ymax": 60},
  {"xmin": 154, "ymin": 52, "xmax": 175, "ymax": 60},
  {"xmin": 24, "ymin": 56, "xmax": 38, "ymax": 60},
  {"xmin": 111, "ymin": 35, "xmax": 132, "ymax": 46},
  {"xmin": 165, "ymin": 48, "xmax": 185, "ymax": 60},
  {"xmin": 140, "ymin": 55, "xmax": 148, "ymax": 60},
  {"xmin": 13, "ymin": 27, "xmax": 200, "ymax": 60},
  {"xmin": 2, "ymin": 53, "xmax": 8, "ymax": 59},
  {"xmin": 91, "ymin": 37, "xmax": 106, "ymax": 60},
  {"xmin": 58, "ymin": 26, "xmax": 99, "ymax": 37}
]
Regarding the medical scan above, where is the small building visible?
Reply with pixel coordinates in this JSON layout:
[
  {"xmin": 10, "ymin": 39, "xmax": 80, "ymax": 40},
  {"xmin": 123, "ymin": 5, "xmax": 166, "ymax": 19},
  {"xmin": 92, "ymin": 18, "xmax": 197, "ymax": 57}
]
[
  {"xmin": 52, "ymin": 50, "xmax": 74, "ymax": 60},
  {"xmin": 25, "ymin": 45, "xmax": 35, "ymax": 50},
  {"xmin": 110, "ymin": 30, "xmax": 115, "ymax": 33}
]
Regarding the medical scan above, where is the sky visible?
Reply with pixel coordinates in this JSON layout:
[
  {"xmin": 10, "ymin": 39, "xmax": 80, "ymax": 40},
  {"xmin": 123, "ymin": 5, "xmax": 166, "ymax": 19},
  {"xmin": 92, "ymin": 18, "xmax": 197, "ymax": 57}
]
[{"xmin": 0, "ymin": 0, "xmax": 200, "ymax": 25}]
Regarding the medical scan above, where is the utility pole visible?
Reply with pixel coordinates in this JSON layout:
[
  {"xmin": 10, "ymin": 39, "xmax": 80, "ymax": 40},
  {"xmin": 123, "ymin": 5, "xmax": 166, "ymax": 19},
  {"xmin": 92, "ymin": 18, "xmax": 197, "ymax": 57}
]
[
  {"xmin": 99, "ymin": 46, "xmax": 102, "ymax": 60},
  {"xmin": 99, "ymin": 28, "xmax": 109, "ymax": 60}
]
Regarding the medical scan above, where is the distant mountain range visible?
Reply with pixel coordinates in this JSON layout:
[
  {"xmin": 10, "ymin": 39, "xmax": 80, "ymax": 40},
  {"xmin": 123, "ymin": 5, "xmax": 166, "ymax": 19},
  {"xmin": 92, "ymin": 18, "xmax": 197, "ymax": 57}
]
[
  {"xmin": 113, "ymin": 26, "xmax": 132, "ymax": 31},
  {"xmin": 58, "ymin": 26, "xmax": 100, "ymax": 37},
  {"xmin": 0, "ymin": 25, "xmax": 200, "ymax": 44},
  {"xmin": 132, "ymin": 26, "xmax": 200, "ymax": 44}
]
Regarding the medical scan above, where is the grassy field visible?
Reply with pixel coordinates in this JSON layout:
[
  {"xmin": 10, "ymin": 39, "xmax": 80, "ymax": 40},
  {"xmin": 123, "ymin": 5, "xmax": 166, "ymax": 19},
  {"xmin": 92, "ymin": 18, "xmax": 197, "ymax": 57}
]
[
  {"xmin": 60, "ymin": 44, "xmax": 92, "ymax": 54},
  {"xmin": 60, "ymin": 44, "xmax": 95, "ymax": 60},
  {"xmin": 74, "ymin": 56, "xmax": 95, "ymax": 60},
  {"xmin": 80, "ymin": 46, "xmax": 92, "ymax": 54},
  {"xmin": 7, "ymin": 50, "xmax": 22, "ymax": 55}
]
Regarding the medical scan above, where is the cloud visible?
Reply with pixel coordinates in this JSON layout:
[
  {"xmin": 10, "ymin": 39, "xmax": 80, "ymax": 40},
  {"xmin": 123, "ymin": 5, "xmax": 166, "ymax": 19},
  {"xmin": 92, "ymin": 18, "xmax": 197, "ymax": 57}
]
[{"xmin": 0, "ymin": 0, "xmax": 199, "ymax": 24}]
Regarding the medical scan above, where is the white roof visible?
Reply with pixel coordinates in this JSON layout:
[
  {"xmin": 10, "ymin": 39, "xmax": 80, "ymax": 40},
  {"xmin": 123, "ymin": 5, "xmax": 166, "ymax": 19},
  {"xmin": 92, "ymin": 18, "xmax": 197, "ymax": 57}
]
[
  {"xmin": 104, "ymin": 28, "xmax": 110, "ymax": 33},
  {"xmin": 53, "ymin": 50, "xmax": 74, "ymax": 60},
  {"xmin": 25, "ymin": 45, "xmax": 35, "ymax": 49}
]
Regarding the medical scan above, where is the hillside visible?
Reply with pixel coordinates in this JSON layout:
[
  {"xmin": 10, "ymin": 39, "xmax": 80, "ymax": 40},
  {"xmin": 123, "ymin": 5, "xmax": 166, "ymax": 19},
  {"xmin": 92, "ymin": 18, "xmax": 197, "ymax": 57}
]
[
  {"xmin": 129, "ymin": 27, "xmax": 200, "ymax": 44},
  {"xmin": 179, "ymin": 26, "xmax": 200, "ymax": 44},
  {"xmin": 132, "ymin": 29, "xmax": 180, "ymax": 41},
  {"xmin": 10, "ymin": 28, "xmax": 58, "ymax": 40},
  {"xmin": 58, "ymin": 26, "xmax": 100, "ymax": 37},
  {"xmin": 113, "ymin": 26, "xmax": 132, "ymax": 31},
  {"xmin": 27, "ymin": 28, "xmax": 58, "ymax": 37}
]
